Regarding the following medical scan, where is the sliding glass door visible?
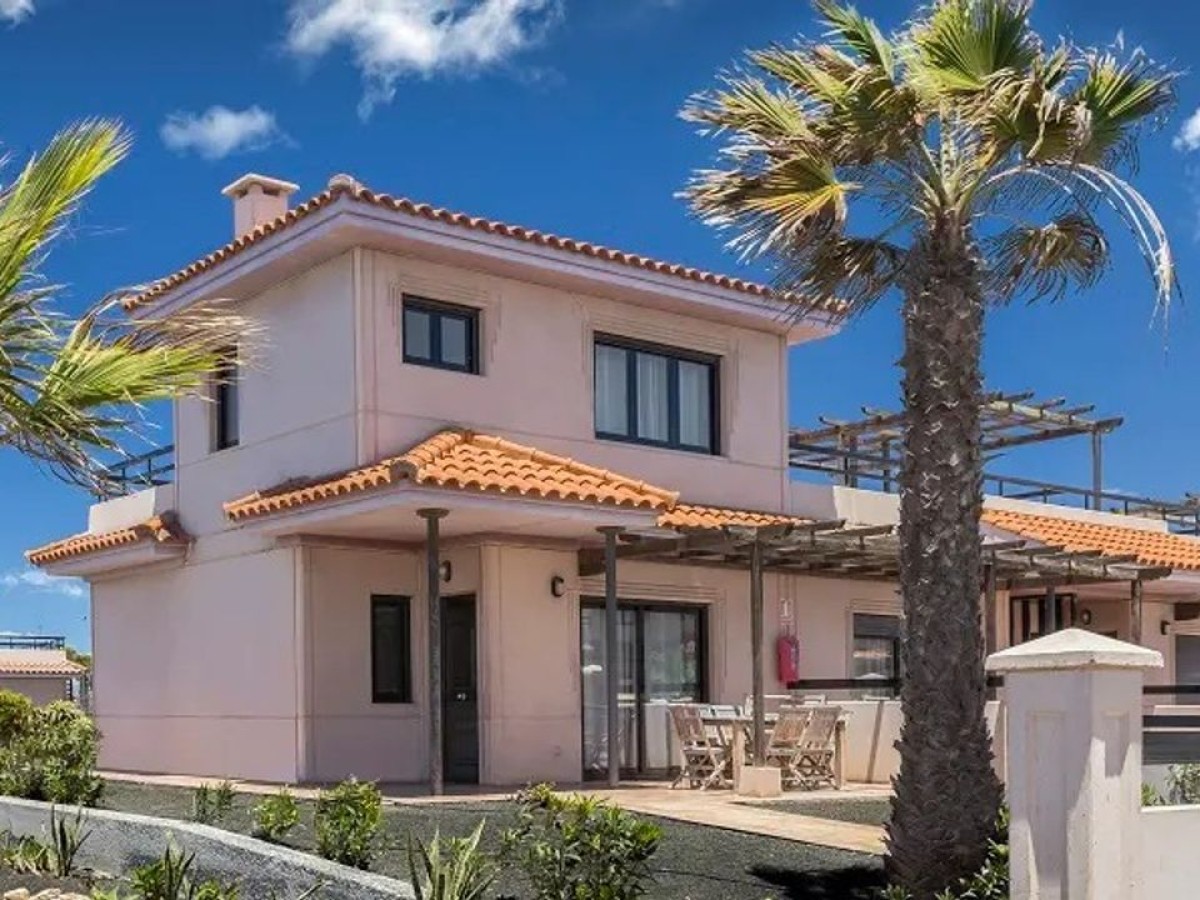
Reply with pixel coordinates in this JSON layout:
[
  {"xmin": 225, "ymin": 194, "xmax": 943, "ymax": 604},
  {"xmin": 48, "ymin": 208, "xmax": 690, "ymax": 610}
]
[{"xmin": 580, "ymin": 601, "xmax": 706, "ymax": 779}]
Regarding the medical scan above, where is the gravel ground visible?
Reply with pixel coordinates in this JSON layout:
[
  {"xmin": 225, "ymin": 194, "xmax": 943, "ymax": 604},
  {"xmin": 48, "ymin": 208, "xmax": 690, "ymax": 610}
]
[
  {"xmin": 753, "ymin": 797, "xmax": 892, "ymax": 828},
  {"xmin": 100, "ymin": 781, "xmax": 885, "ymax": 900}
]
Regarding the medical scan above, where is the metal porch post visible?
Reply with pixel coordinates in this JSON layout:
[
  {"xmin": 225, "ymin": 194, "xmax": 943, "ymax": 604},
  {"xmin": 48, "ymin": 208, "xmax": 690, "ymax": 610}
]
[
  {"xmin": 1091, "ymin": 430, "xmax": 1104, "ymax": 511},
  {"xmin": 598, "ymin": 526, "xmax": 624, "ymax": 788},
  {"xmin": 1131, "ymin": 579, "xmax": 1144, "ymax": 645},
  {"xmin": 419, "ymin": 508, "xmax": 448, "ymax": 797},
  {"xmin": 1044, "ymin": 584, "xmax": 1058, "ymax": 634},
  {"xmin": 750, "ymin": 532, "xmax": 766, "ymax": 767}
]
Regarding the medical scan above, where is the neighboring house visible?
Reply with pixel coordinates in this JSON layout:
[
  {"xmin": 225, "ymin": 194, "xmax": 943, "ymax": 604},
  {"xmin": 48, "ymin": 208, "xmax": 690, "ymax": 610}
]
[
  {"xmin": 24, "ymin": 173, "xmax": 1200, "ymax": 787},
  {"xmin": 0, "ymin": 637, "xmax": 85, "ymax": 706}
]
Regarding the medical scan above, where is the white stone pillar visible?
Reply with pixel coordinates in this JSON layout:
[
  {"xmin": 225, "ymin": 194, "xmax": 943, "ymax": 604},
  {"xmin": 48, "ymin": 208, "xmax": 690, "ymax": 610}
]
[{"xmin": 987, "ymin": 629, "xmax": 1161, "ymax": 900}]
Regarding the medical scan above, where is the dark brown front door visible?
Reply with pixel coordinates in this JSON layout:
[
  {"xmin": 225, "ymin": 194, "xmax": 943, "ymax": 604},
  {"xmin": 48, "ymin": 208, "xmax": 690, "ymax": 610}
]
[{"xmin": 442, "ymin": 595, "xmax": 479, "ymax": 784}]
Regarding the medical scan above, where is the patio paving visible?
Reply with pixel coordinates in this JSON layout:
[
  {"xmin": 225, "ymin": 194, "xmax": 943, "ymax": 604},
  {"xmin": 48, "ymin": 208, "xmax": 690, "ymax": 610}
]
[{"xmin": 101, "ymin": 771, "xmax": 889, "ymax": 854}]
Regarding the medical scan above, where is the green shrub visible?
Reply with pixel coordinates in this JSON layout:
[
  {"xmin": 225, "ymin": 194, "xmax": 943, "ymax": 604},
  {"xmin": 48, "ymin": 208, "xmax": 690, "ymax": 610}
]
[
  {"xmin": 1143, "ymin": 782, "xmax": 1166, "ymax": 806},
  {"xmin": 501, "ymin": 783, "xmax": 661, "ymax": 900},
  {"xmin": 315, "ymin": 778, "xmax": 382, "ymax": 870},
  {"xmin": 192, "ymin": 780, "xmax": 235, "ymax": 826},
  {"xmin": 252, "ymin": 788, "xmax": 300, "ymax": 843},
  {"xmin": 1168, "ymin": 764, "xmax": 1200, "ymax": 804},
  {"xmin": 0, "ymin": 700, "xmax": 102, "ymax": 805},
  {"xmin": 0, "ymin": 832, "xmax": 51, "ymax": 874},
  {"xmin": 0, "ymin": 690, "xmax": 34, "ymax": 744},
  {"xmin": 408, "ymin": 821, "xmax": 496, "ymax": 900}
]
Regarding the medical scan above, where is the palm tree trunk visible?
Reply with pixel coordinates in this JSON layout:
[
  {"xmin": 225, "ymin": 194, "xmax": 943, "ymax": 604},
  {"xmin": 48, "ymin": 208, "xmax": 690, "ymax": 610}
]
[{"xmin": 885, "ymin": 218, "xmax": 1003, "ymax": 898}]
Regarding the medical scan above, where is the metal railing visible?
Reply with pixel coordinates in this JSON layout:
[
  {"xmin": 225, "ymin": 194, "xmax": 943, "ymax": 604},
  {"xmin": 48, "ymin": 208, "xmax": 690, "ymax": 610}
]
[
  {"xmin": 790, "ymin": 441, "xmax": 1200, "ymax": 534},
  {"xmin": 100, "ymin": 445, "xmax": 175, "ymax": 497},
  {"xmin": 0, "ymin": 636, "xmax": 65, "ymax": 650}
]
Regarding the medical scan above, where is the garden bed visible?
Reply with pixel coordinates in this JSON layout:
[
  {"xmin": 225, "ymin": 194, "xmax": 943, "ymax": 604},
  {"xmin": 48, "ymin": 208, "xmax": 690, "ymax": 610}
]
[{"xmin": 100, "ymin": 781, "xmax": 885, "ymax": 900}]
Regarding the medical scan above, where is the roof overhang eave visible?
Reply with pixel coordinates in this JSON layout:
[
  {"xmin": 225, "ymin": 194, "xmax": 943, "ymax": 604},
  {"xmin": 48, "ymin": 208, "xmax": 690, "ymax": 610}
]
[{"xmin": 130, "ymin": 198, "xmax": 841, "ymax": 338}]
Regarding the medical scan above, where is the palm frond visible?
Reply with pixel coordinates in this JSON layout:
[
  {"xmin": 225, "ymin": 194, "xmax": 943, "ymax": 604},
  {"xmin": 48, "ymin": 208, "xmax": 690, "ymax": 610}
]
[
  {"xmin": 907, "ymin": 0, "xmax": 1038, "ymax": 98},
  {"xmin": 985, "ymin": 212, "xmax": 1109, "ymax": 303},
  {"xmin": 777, "ymin": 234, "xmax": 906, "ymax": 319},
  {"xmin": 0, "ymin": 121, "xmax": 129, "ymax": 301},
  {"xmin": 681, "ymin": 78, "xmax": 813, "ymax": 148},
  {"xmin": 684, "ymin": 155, "xmax": 854, "ymax": 259},
  {"xmin": 1067, "ymin": 49, "xmax": 1176, "ymax": 166},
  {"xmin": 4, "ymin": 297, "xmax": 260, "ymax": 491},
  {"xmin": 814, "ymin": 0, "xmax": 895, "ymax": 76}
]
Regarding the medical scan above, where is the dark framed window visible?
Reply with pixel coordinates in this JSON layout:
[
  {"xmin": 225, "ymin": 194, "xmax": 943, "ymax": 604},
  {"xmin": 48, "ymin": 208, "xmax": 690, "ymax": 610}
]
[
  {"xmin": 371, "ymin": 595, "xmax": 412, "ymax": 703},
  {"xmin": 593, "ymin": 335, "xmax": 719, "ymax": 454},
  {"xmin": 212, "ymin": 349, "xmax": 239, "ymax": 451},
  {"xmin": 852, "ymin": 614, "xmax": 902, "ymax": 681},
  {"xmin": 402, "ymin": 296, "xmax": 480, "ymax": 373}
]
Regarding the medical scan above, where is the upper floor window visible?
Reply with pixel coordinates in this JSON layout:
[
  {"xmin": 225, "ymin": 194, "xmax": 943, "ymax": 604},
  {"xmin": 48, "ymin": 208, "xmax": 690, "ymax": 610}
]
[
  {"xmin": 212, "ymin": 349, "xmax": 239, "ymax": 451},
  {"xmin": 403, "ymin": 296, "xmax": 480, "ymax": 374},
  {"xmin": 594, "ymin": 335, "xmax": 718, "ymax": 454}
]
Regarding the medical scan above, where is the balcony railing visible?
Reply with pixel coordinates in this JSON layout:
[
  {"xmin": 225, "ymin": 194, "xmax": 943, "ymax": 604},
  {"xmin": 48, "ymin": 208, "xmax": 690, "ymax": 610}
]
[
  {"xmin": 99, "ymin": 445, "xmax": 175, "ymax": 498},
  {"xmin": 0, "ymin": 636, "xmax": 65, "ymax": 650}
]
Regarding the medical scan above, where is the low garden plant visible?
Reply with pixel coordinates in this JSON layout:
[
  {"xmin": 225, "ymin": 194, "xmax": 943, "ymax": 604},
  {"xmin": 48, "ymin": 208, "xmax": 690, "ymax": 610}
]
[
  {"xmin": 501, "ymin": 783, "xmax": 662, "ymax": 900},
  {"xmin": 407, "ymin": 821, "xmax": 496, "ymax": 900},
  {"xmin": 125, "ymin": 842, "xmax": 241, "ymax": 900},
  {"xmin": 191, "ymin": 781, "xmax": 236, "ymax": 827},
  {"xmin": 252, "ymin": 787, "xmax": 301, "ymax": 843},
  {"xmin": 314, "ymin": 777, "xmax": 382, "ymax": 870}
]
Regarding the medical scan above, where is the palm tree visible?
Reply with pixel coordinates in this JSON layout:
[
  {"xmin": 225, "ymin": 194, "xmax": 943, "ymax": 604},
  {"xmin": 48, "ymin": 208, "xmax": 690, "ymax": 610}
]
[
  {"xmin": 682, "ymin": 1, "xmax": 1177, "ymax": 894},
  {"xmin": 0, "ymin": 120, "xmax": 253, "ymax": 492}
]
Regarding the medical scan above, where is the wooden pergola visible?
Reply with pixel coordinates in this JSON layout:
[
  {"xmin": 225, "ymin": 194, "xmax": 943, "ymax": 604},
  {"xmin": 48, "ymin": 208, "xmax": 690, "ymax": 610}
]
[
  {"xmin": 789, "ymin": 391, "xmax": 1123, "ymax": 506},
  {"xmin": 578, "ymin": 519, "xmax": 1171, "ymax": 784}
]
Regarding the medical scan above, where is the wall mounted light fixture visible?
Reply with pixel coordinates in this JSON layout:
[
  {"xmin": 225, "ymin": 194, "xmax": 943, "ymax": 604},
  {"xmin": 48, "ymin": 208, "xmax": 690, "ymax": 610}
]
[
  {"xmin": 1162, "ymin": 620, "xmax": 1172, "ymax": 636},
  {"xmin": 1079, "ymin": 609, "xmax": 1093, "ymax": 626},
  {"xmin": 439, "ymin": 560, "xmax": 453, "ymax": 583},
  {"xmin": 550, "ymin": 575, "xmax": 566, "ymax": 598}
]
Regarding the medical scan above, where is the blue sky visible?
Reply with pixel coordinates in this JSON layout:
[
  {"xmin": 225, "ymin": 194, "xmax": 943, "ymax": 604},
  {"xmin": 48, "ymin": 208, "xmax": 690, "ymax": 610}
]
[{"xmin": 2, "ymin": 0, "xmax": 1200, "ymax": 649}]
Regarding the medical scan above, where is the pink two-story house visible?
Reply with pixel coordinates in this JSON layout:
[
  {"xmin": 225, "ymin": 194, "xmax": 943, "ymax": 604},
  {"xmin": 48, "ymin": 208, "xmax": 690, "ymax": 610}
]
[{"xmin": 28, "ymin": 173, "xmax": 1200, "ymax": 789}]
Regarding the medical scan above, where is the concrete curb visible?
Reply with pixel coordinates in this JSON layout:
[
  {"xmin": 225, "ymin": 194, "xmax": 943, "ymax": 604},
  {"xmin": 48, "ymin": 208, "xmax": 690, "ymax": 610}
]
[{"xmin": 0, "ymin": 796, "xmax": 415, "ymax": 899}]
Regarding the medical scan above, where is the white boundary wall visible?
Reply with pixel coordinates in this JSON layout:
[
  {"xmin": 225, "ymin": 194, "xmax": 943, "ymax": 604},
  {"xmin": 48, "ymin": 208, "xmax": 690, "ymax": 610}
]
[{"xmin": 988, "ymin": 629, "xmax": 1200, "ymax": 900}]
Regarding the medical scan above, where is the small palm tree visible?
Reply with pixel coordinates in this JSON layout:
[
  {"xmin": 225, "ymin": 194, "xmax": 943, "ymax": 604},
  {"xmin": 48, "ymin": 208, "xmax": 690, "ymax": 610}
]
[
  {"xmin": 0, "ymin": 120, "xmax": 253, "ymax": 491},
  {"xmin": 682, "ymin": 1, "xmax": 1176, "ymax": 895}
]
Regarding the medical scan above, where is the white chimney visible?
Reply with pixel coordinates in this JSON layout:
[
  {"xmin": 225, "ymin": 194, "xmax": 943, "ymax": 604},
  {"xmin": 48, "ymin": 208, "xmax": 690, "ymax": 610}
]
[{"xmin": 221, "ymin": 173, "xmax": 300, "ymax": 236}]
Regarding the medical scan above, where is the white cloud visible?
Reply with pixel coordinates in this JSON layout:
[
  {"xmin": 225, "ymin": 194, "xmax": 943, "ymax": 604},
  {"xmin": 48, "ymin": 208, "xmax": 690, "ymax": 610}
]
[
  {"xmin": 1173, "ymin": 108, "xmax": 1200, "ymax": 153},
  {"xmin": 0, "ymin": 568, "xmax": 85, "ymax": 600},
  {"xmin": 160, "ymin": 105, "xmax": 283, "ymax": 160},
  {"xmin": 0, "ymin": 0, "xmax": 33, "ymax": 24},
  {"xmin": 284, "ymin": 0, "xmax": 562, "ymax": 118}
]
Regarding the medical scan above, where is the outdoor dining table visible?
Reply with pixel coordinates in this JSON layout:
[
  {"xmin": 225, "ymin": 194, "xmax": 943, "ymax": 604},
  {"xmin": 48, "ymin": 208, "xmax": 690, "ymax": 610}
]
[{"xmin": 698, "ymin": 710, "xmax": 847, "ymax": 790}]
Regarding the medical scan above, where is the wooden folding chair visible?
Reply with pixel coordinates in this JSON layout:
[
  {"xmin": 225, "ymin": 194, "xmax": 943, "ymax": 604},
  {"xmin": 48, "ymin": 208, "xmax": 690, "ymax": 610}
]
[
  {"xmin": 668, "ymin": 703, "xmax": 730, "ymax": 789},
  {"xmin": 764, "ymin": 707, "xmax": 813, "ymax": 788},
  {"xmin": 795, "ymin": 706, "xmax": 841, "ymax": 789}
]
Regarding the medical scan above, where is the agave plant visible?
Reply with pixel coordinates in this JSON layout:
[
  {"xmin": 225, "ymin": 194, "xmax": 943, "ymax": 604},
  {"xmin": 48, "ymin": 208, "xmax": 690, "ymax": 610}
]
[
  {"xmin": 683, "ymin": 1, "xmax": 1177, "ymax": 895},
  {"xmin": 0, "ymin": 119, "xmax": 257, "ymax": 492},
  {"xmin": 407, "ymin": 822, "xmax": 496, "ymax": 900}
]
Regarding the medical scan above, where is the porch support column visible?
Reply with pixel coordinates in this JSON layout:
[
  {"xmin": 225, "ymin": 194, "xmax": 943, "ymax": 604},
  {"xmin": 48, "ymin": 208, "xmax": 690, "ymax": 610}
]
[
  {"xmin": 419, "ymin": 508, "xmax": 449, "ymax": 797},
  {"xmin": 749, "ymin": 530, "xmax": 766, "ymax": 767},
  {"xmin": 1091, "ymin": 429, "xmax": 1104, "ymax": 511},
  {"xmin": 1131, "ymin": 579, "xmax": 1144, "ymax": 645},
  {"xmin": 983, "ymin": 563, "xmax": 997, "ymax": 655},
  {"xmin": 598, "ymin": 526, "xmax": 624, "ymax": 788}
]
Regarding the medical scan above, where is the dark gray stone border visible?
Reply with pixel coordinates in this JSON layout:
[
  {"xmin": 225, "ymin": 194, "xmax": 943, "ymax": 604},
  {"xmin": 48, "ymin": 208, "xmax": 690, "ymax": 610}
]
[{"xmin": 0, "ymin": 796, "xmax": 414, "ymax": 899}]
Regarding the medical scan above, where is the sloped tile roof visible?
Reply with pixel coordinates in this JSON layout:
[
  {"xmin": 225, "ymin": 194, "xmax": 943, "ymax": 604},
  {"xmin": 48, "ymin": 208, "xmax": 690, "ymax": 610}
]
[
  {"xmin": 0, "ymin": 657, "xmax": 85, "ymax": 677},
  {"xmin": 26, "ymin": 513, "xmax": 189, "ymax": 566},
  {"xmin": 659, "ymin": 503, "xmax": 810, "ymax": 530},
  {"xmin": 123, "ymin": 177, "xmax": 845, "ymax": 316},
  {"xmin": 982, "ymin": 508, "xmax": 1200, "ymax": 571},
  {"xmin": 224, "ymin": 429, "xmax": 680, "ymax": 521}
]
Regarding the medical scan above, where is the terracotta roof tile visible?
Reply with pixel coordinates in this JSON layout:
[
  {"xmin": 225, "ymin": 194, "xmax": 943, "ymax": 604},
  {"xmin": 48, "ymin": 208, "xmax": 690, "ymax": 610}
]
[
  {"xmin": 0, "ymin": 659, "xmax": 85, "ymax": 677},
  {"xmin": 659, "ymin": 504, "xmax": 810, "ymax": 530},
  {"xmin": 224, "ymin": 429, "xmax": 679, "ymax": 521},
  {"xmin": 982, "ymin": 508, "xmax": 1200, "ymax": 571},
  {"xmin": 123, "ymin": 179, "xmax": 845, "ymax": 316},
  {"xmin": 27, "ymin": 513, "xmax": 189, "ymax": 566}
]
